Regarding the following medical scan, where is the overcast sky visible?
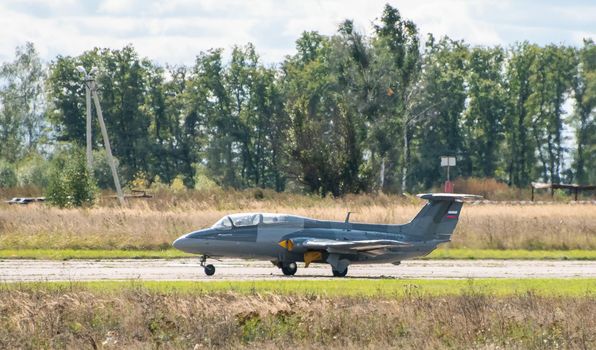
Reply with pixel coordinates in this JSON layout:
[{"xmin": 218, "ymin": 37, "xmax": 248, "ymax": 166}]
[{"xmin": 1, "ymin": 0, "xmax": 594, "ymax": 65}]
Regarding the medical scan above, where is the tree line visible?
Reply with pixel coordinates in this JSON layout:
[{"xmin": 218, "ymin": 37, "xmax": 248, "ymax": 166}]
[{"xmin": 0, "ymin": 5, "xmax": 594, "ymax": 196}]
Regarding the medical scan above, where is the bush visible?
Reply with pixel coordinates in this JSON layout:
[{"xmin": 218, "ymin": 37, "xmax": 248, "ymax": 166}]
[
  {"xmin": 45, "ymin": 150, "xmax": 97, "ymax": 207},
  {"xmin": 193, "ymin": 164, "xmax": 220, "ymax": 191},
  {"xmin": 129, "ymin": 171, "xmax": 151, "ymax": 190},
  {"xmin": 170, "ymin": 175, "xmax": 186, "ymax": 192},
  {"xmin": 0, "ymin": 161, "xmax": 17, "ymax": 188}
]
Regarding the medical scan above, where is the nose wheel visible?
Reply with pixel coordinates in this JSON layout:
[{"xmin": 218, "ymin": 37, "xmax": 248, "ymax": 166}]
[
  {"xmin": 200, "ymin": 255, "xmax": 216, "ymax": 276},
  {"xmin": 204, "ymin": 264, "xmax": 216, "ymax": 276},
  {"xmin": 281, "ymin": 262, "xmax": 297, "ymax": 276}
]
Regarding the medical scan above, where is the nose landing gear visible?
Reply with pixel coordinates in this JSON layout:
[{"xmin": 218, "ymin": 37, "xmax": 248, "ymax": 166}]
[
  {"xmin": 200, "ymin": 255, "xmax": 216, "ymax": 276},
  {"xmin": 281, "ymin": 262, "xmax": 297, "ymax": 276},
  {"xmin": 204, "ymin": 264, "xmax": 216, "ymax": 276}
]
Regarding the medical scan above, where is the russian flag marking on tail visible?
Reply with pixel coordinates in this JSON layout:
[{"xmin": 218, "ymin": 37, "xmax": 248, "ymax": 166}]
[{"xmin": 446, "ymin": 210, "xmax": 458, "ymax": 219}]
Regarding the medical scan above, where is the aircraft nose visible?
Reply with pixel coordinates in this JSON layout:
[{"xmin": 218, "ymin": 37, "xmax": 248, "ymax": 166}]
[{"xmin": 172, "ymin": 236, "xmax": 191, "ymax": 252}]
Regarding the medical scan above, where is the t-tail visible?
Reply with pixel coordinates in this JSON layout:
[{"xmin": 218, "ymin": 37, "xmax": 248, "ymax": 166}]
[{"xmin": 405, "ymin": 193, "xmax": 482, "ymax": 242}]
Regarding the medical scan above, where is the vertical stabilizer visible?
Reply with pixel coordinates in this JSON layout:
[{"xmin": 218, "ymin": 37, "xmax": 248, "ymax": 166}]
[{"xmin": 406, "ymin": 193, "xmax": 481, "ymax": 241}]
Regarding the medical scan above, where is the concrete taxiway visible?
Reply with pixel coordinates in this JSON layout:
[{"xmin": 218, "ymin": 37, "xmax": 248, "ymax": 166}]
[{"xmin": 1, "ymin": 259, "xmax": 595, "ymax": 282}]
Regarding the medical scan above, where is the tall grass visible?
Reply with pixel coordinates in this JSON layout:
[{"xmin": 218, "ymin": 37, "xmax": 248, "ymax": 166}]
[
  {"xmin": 452, "ymin": 177, "xmax": 512, "ymax": 199},
  {"xmin": 2, "ymin": 248, "xmax": 595, "ymax": 260},
  {"xmin": 0, "ymin": 284, "xmax": 593, "ymax": 349},
  {"xmin": 1, "ymin": 197, "xmax": 594, "ymax": 250}
]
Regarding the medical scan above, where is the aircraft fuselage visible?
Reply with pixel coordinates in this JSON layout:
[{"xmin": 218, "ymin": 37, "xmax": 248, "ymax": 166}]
[
  {"xmin": 172, "ymin": 194, "xmax": 478, "ymax": 277},
  {"xmin": 174, "ymin": 216, "xmax": 438, "ymax": 264}
]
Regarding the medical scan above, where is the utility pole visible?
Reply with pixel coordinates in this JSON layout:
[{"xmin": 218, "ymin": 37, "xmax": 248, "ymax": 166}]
[
  {"xmin": 84, "ymin": 71, "xmax": 93, "ymax": 171},
  {"xmin": 77, "ymin": 66, "xmax": 125, "ymax": 205}
]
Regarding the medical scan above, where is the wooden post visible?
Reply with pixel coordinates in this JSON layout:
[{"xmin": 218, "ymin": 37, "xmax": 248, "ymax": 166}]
[
  {"xmin": 91, "ymin": 80, "xmax": 125, "ymax": 205},
  {"xmin": 85, "ymin": 79, "xmax": 93, "ymax": 171}
]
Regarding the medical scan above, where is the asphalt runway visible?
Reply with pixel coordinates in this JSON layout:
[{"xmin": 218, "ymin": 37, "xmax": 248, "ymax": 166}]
[{"xmin": 1, "ymin": 259, "xmax": 595, "ymax": 282}]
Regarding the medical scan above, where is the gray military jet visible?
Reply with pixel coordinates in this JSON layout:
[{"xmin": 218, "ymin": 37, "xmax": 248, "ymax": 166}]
[{"xmin": 173, "ymin": 193, "xmax": 480, "ymax": 277}]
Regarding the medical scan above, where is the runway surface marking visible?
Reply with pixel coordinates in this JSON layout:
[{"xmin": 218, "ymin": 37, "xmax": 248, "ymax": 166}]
[{"xmin": 1, "ymin": 259, "xmax": 595, "ymax": 281}]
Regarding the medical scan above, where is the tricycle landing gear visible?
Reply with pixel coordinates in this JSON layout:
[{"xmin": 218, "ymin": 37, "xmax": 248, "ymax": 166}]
[{"xmin": 200, "ymin": 255, "xmax": 216, "ymax": 276}]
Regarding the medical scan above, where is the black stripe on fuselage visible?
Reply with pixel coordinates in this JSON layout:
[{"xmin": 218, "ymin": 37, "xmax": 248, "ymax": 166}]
[{"xmin": 193, "ymin": 227, "xmax": 258, "ymax": 242}]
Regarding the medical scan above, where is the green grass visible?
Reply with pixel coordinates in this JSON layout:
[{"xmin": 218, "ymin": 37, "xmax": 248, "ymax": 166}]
[
  {"xmin": 425, "ymin": 248, "xmax": 596, "ymax": 260},
  {"xmin": 4, "ymin": 278, "xmax": 595, "ymax": 297},
  {"xmin": 1, "ymin": 248, "xmax": 595, "ymax": 260},
  {"xmin": 0, "ymin": 248, "xmax": 193, "ymax": 260}
]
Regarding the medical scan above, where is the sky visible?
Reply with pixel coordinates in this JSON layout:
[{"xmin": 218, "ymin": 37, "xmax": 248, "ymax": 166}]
[{"xmin": 0, "ymin": 0, "xmax": 594, "ymax": 65}]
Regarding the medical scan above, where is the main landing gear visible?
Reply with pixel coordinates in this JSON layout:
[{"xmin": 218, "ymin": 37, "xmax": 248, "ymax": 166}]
[
  {"xmin": 332, "ymin": 266, "xmax": 348, "ymax": 277},
  {"xmin": 275, "ymin": 260, "xmax": 349, "ymax": 277},
  {"xmin": 200, "ymin": 255, "xmax": 215, "ymax": 276}
]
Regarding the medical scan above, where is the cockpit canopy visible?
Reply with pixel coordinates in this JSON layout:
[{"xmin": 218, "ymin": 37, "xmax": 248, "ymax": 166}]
[{"xmin": 211, "ymin": 213, "xmax": 304, "ymax": 229}]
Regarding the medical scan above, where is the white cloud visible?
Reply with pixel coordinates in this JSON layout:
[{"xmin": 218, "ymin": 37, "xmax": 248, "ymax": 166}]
[
  {"xmin": 0, "ymin": 0, "xmax": 592, "ymax": 66},
  {"xmin": 98, "ymin": 0, "xmax": 138, "ymax": 15},
  {"xmin": 403, "ymin": 0, "xmax": 503, "ymax": 44}
]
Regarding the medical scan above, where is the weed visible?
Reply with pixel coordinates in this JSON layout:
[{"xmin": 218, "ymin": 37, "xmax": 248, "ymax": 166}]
[{"xmin": 0, "ymin": 284, "xmax": 594, "ymax": 349}]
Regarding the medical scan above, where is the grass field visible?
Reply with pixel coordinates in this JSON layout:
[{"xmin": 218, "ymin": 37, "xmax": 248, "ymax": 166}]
[
  {"xmin": 1, "ymin": 197, "xmax": 594, "ymax": 252},
  {"xmin": 1, "ymin": 279, "xmax": 594, "ymax": 349},
  {"xmin": 1, "ymin": 248, "xmax": 595, "ymax": 260},
  {"xmin": 6, "ymin": 278, "xmax": 595, "ymax": 297}
]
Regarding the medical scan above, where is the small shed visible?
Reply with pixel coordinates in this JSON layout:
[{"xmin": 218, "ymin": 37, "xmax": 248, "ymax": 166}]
[{"xmin": 530, "ymin": 182, "xmax": 596, "ymax": 201}]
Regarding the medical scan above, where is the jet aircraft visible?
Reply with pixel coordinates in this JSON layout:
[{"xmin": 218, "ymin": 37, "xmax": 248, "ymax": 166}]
[{"xmin": 172, "ymin": 193, "xmax": 480, "ymax": 277}]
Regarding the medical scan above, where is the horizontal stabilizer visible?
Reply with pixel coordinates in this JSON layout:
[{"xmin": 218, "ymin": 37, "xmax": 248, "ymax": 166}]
[{"xmin": 417, "ymin": 193, "xmax": 483, "ymax": 201}]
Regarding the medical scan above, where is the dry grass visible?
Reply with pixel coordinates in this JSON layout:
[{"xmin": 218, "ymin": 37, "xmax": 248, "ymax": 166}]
[
  {"xmin": 0, "ymin": 195, "xmax": 594, "ymax": 250},
  {"xmin": 451, "ymin": 203, "xmax": 596, "ymax": 250},
  {"xmin": 452, "ymin": 177, "xmax": 512, "ymax": 199},
  {"xmin": 0, "ymin": 285, "xmax": 593, "ymax": 349}
]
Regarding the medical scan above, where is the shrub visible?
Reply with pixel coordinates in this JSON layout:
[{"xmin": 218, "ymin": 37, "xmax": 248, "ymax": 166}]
[
  {"xmin": 129, "ymin": 171, "xmax": 151, "ymax": 190},
  {"xmin": 170, "ymin": 175, "xmax": 186, "ymax": 192},
  {"xmin": 45, "ymin": 150, "xmax": 97, "ymax": 207},
  {"xmin": 193, "ymin": 164, "xmax": 220, "ymax": 191}
]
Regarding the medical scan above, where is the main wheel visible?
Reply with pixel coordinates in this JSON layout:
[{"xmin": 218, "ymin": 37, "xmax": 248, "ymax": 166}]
[
  {"xmin": 332, "ymin": 266, "xmax": 348, "ymax": 277},
  {"xmin": 204, "ymin": 264, "xmax": 216, "ymax": 276},
  {"xmin": 281, "ymin": 262, "xmax": 297, "ymax": 276}
]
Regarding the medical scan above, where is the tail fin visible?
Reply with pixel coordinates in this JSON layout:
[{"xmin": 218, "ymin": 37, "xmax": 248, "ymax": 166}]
[{"xmin": 406, "ymin": 193, "xmax": 482, "ymax": 241}]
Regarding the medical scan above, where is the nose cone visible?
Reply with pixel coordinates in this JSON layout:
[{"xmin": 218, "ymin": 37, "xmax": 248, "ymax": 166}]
[{"xmin": 172, "ymin": 236, "xmax": 192, "ymax": 253}]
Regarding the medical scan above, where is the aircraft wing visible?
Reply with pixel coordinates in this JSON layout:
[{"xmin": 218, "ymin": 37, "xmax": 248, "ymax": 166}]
[{"xmin": 280, "ymin": 238, "xmax": 411, "ymax": 255}]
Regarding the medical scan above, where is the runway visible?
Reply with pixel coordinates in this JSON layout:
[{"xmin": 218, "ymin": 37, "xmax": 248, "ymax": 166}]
[{"xmin": 1, "ymin": 259, "xmax": 595, "ymax": 282}]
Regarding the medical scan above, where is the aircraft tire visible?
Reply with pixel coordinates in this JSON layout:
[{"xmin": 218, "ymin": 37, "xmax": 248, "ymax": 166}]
[
  {"xmin": 332, "ymin": 266, "xmax": 348, "ymax": 277},
  {"xmin": 281, "ymin": 262, "xmax": 297, "ymax": 276},
  {"xmin": 204, "ymin": 264, "xmax": 216, "ymax": 276}
]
